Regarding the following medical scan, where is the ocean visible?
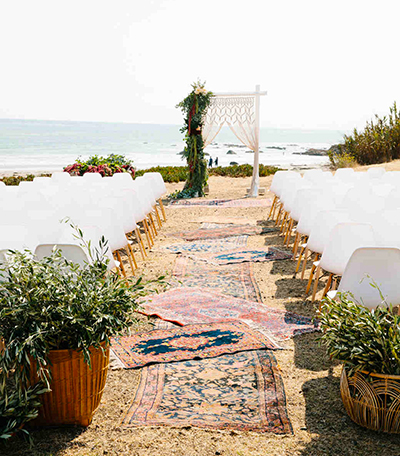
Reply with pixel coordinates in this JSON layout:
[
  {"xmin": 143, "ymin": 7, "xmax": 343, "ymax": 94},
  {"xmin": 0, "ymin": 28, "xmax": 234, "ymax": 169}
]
[{"xmin": 0, "ymin": 119, "xmax": 347, "ymax": 172}]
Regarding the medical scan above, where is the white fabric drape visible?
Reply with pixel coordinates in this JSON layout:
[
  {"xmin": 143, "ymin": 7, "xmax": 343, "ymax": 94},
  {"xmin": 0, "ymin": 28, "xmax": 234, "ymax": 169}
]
[{"xmin": 202, "ymin": 96, "xmax": 258, "ymax": 152}]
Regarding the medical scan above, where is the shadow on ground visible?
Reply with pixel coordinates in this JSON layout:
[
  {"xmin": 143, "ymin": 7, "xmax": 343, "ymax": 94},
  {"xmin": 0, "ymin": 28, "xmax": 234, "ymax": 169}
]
[{"xmin": 298, "ymin": 372, "xmax": 400, "ymax": 456}]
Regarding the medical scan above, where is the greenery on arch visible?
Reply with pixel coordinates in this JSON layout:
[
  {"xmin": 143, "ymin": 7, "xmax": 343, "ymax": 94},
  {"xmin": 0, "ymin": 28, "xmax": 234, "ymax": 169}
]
[{"xmin": 175, "ymin": 81, "xmax": 213, "ymax": 198}]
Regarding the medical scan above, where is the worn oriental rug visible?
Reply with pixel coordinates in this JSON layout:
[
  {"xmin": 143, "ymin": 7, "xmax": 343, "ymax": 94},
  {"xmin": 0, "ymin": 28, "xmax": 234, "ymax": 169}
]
[
  {"xmin": 173, "ymin": 256, "xmax": 262, "ymax": 303},
  {"xmin": 140, "ymin": 287, "xmax": 318, "ymax": 341},
  {"xmin": 189, "ymin": 247, "xmax": 292, "ymax": 265},
  {"xmin": 111, "ymin": 320, "xmax": 279, "ymax": 369},
  {"xmin": 121, "ymin": 350, "xmax": 292, "ymax": 434},
  {"xmin": 169, "ymin": 198, "xmax": 272, "ymax": 208},
  {"xmin": 162, "ymin": 235, "xmax": 248, "ymax": 254},
  {"xmin": 168, "ymin": 225, "xmax": 274, "ymax": 241}
]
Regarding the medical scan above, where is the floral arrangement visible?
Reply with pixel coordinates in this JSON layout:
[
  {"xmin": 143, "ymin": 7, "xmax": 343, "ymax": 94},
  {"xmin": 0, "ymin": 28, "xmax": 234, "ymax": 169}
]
[
  {"xmin": 175, "ymin": 81, "xmax": 213, "ymax": 198},
  {"xmin": 64, "ymin": 154, "xmax": 135, "ymax": 177}
]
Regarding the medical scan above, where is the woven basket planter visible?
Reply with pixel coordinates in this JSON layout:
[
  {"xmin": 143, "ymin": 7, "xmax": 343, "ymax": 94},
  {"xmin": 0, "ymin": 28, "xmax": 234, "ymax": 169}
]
[
  {"xmin": 30, "ymin": 343, "xmax": 110, "ymax": 427},
  {"xmin": 340, "ymin": 365, "xmax": 400, "ymax": 433}
]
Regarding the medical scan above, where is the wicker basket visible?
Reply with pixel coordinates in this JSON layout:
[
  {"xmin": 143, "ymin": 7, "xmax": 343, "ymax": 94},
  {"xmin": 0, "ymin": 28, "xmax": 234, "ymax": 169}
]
[
  {"xmin": 30, "ymin": 343, "xmax": 110, "ymax": 427},
  {"xmin": 340, "ymin": 365, "xmax": 400, "ymax": 433}
]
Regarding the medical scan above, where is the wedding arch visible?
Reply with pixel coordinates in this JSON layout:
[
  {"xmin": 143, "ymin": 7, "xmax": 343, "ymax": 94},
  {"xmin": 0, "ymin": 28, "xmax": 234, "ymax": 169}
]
[{"xmin": 203, "ymin": 85, "xmax": 267, "ymax": 197}]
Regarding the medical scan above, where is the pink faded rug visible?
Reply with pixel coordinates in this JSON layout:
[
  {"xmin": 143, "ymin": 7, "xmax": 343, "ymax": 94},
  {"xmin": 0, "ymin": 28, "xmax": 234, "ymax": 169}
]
[
  {"xmin": 168, "ymin": 225, "xmax": 274, "ymax": 241},
  {"xmin": 139, "ymin": 287, "xmax": 319, "ymax": 342}
]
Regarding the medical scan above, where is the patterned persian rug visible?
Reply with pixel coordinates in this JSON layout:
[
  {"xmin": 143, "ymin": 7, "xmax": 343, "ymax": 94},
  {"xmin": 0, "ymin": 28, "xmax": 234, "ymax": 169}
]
[
  {"xmin": 189, "ymin": 247, "xmax": 292, "ymax": 265},
  {"xmin": 161, "ymin": 235, "xmax": 248, "ymax": 254},
  {"xmin": 110, "ymin": 320, "xmax": 279, "ymax": 369},
  {"xmin": 169, "ymin": 198, "xmax": 272, "ymax": 208},
  {"xmin": 121, "ymin": 350, "xmax": 293, "ymax": 434},
  {"xmin": 168, "ymin": 225, "xmax": 274, "ymax": 241},
  {"xmin": 140, "ymin": 287, "xmax": 319, "ymax": 342},
  {"xmin": 193, "ymin": 216, "xmax": 259, "ymax": 225},
  {"xmin": 173, "ymin": 256, "xmax": 262, "ymax": 303}
]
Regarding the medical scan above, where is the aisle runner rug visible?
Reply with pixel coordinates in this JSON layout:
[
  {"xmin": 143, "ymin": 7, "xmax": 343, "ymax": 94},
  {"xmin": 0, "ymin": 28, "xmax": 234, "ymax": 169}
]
[
  {"xmin": 168, "ymin": 225, "xmax": 274, "ymax": 241},
  {"xmin": 169, "ymin": 198, "xmax": 272, "ymax": 208},
  {"xmin": 121, "ymin": 350, "xmax": 293, "ymax": 434},
  {"xmin": 173, "ymin": 256, "xmax": 262, "ymax": 302},
  {"xmin": 110, "ymin": 319, "xmax": 177, "ymax": 370},
  {"xmin": 141, "ymin": 287, "xmax": 318, "ymax": 341},
  {"xmin": 162, "ymin": 236, "xmax": 248, "ymax": 254},
  {"xmin": 189, "ymin": 247, "xmax": 292, "ymax": 265},
  {"xmin": 192, "ymin": 216, "xmax": 259, "ymax": 226},
  {"xmin": 111, "ymin": 320, "xmax": 279, "ymax": 369}
]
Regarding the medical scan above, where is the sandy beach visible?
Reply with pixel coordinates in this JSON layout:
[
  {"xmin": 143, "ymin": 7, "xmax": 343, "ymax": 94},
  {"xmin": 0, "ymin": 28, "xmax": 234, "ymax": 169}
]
[{"xmin": 3, "ymin": 169, "xmax": 400, "ymax": 456}]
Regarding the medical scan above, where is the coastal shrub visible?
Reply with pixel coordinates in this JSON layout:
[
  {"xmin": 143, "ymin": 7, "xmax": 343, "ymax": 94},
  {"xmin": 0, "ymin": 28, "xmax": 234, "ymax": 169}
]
[
  {"xmin": 135, "ymin": 166, "xmax": 188, "ymax": 183},
  {"xmin": 64, "ymin": 154, "xmax": 135, "ymax": 176},
  {"xmin": 327, "ymin": 145, "xmax": 357, "ymax": 169},
  {"xmin": 341, "ymin": 102, "xmax": 400, "ymax": 165},
  {"xmin": 210, "ymin": 164, "xmax": 279, "ymax": 178},
  {"xmin": 319, "ymin": 291, "xmax": 400, "ymax": 376},
  {"xmin": 0, "ymin": 174, "xmax": 50, "ymax": 186}
]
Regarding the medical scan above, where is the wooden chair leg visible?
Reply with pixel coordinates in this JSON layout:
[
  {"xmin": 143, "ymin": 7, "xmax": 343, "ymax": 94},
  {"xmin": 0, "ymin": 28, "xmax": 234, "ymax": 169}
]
[
  {"xmin": 311, "ymin": 265, "xmax": 321, "ymax": 301},
  {"xmin": 116, "ymin": 250, "xmax": 127, "ymax": 278},
  {"xmin": 268, "ymin": 195, "xmax": 277, "ymax": 220},
  {"xmin": 280, "ymin": 212, "xmax": 288, "ymax": 233},
  {"xmin": 293, "ymin": 232, "xmax": 300, "ymax": 255},
  {"xmin": 305, "ymin": 262, "xmax": 316, "ymax": 294},
  {"xmin": 124, "ymin": 246, "xmax": 136, "ymax": 275},
  {"xmin": 275, "ymin": 205, "xmax": 283, "ymax": 226},
  {"xmin": 295, "ymin": 245, "xmax": 305, "ymax": 273},
  {"xmin": 301, "ymin": 247, "xmax": 310, "ymax": 280},
  {"xmin": 135, "ymin": 228, "xmax": 146, "ymax": 259},
  {"xmin": 127, "ymin": 242, "xmax": 138, "ymax": 270},
  {"xmin": 322, "ymin": 273, "xmax": 333, "ymax": 298},
  {"xmin": 158, "ymin": 198, "xmax": 167, "ymax": 222},
  {"xmin": 154, "ymin": 206, "xmax": 162, "ymax": 228},
  {"xmin": 285, "ymin": 219, "xmax": 294, "ymax": 246},
  {"xmin": 143, "ymin": 219, "xmax": 153, "ymax": 247},
  {"xmin": 149, "ymin": 213, "xmax": 158, "ymax": 236}
]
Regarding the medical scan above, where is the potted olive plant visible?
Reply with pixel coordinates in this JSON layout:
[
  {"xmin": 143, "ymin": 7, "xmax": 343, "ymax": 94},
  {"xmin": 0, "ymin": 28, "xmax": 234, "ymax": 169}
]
[
  {"xmin": 319, "ymin": 292, "xmax": 400, "ymax": 433},
  {"xmin": 0, "ymin": 236, "xmax": 158, "ymax": 439}
]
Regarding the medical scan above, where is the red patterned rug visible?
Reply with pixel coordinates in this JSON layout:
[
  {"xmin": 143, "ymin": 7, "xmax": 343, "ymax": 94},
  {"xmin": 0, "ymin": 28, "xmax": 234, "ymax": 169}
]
[
  {"xmin": 168, "ymin": 225, "xmax": 274, "ymax": 241},
  {"xmin": 121, "ymin": 350, "xmax": 292, "ymax": 434},
  {"xmin": 169, "ymin": 198, "xmax": 272, "ymax": 208},
  {"xmin": 140, "ymin": 287, "xmax": 318, "ymax": 341},
  {"xmin": 173, "ymin": 256, "xmax": 262, "ymax": 302},
  {"xmin": 188, "ymin": 247, "xmax": 292, "ymax": 265},
  {"xmin": 111, "ymin": 320, "xmax": 279, "ymax": 369}
]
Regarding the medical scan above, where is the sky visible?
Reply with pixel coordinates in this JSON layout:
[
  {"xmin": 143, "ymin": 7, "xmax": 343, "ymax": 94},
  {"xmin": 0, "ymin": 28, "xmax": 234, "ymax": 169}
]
[{"xmin": 1, "ymin": 0, "xmax": 400, "ymax": 131}]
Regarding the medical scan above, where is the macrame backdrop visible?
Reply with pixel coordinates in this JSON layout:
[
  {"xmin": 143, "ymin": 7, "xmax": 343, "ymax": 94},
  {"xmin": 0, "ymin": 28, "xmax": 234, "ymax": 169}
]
[
  {"xmin": 203, "ymin": 96, "xmax": 258, "ymax": 152},
  {"xmin": 203, "ymin": 95, "xmax": 260, "ymax": 195}
]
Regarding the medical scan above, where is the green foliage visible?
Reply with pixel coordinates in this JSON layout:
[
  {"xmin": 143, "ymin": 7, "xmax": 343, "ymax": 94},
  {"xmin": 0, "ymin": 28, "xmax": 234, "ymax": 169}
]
[
  {"xmin": 175, "ymin": 81, "xmax": 213, "ymax": 198},
  {"xmin": 135, "ymin": 166, "xmax": 188, "ymax": 183},
  {"xmin": 0, "ymin": 174, "xmax": 50, "ymax": 186},
  {"xmin": 341, "ymin": 102, "xmax": 400, "ymax": 165},
  {"xmin": 64, "ymin": 154, "xmax": 135, "ymax": 176},
  {"xmin": 210, "ymin": 164, "xmax": 279, "ymax": 178},
  {"xmin": 0, "ymin": 234, "xmax": 163, "ymax": 438},
  {"xmin": 319, "ymin": 291, "xmax": 400, "ymax": 376}
]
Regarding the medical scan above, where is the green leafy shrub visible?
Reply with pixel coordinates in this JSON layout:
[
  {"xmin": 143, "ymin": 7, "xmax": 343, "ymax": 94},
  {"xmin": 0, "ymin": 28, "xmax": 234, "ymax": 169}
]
[
  {"xmin": 341, "ymin": 102, "xmax": 400, "ymax": 165},
  {"xmin": 327, "ymin": 145, "xmax": 357, "ymax": 169},
  {"xmin": 210, "ymin": 164, "xmax": 279, "ymax": 178},
  {"xmin": 0, "ymin": 236, "xmax": 162, "ymax": 439},
  {"xmin": 319, "ymin": 292, "xmax": 400, "ymax": 376},
  {"xmin": 0, "ymin": 174, "xmax": 50, "ymax": 186},
  {"xmin": 135, "ymin": 166, "xmax": 188, "ymax": 183}
]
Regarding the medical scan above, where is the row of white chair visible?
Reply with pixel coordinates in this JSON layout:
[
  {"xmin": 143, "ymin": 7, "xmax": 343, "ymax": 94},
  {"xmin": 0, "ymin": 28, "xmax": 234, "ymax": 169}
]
[
  {"xmin": 0, "ymin": 171, "xmax": 168, "ymax": 277},
  {"xmin": 268, "ymin": 167, "xmax": 400, "ymax": 307}
]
